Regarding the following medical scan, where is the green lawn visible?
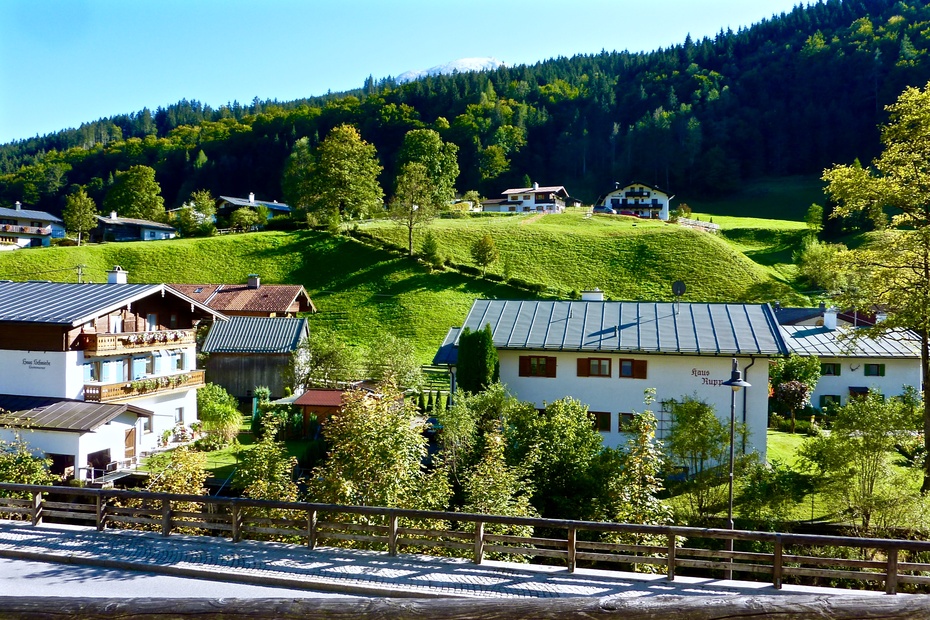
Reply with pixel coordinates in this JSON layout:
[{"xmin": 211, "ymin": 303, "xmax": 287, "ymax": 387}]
[{"xmin": 682, "ymin": 175, "xmax": 826, "ymax": 222}]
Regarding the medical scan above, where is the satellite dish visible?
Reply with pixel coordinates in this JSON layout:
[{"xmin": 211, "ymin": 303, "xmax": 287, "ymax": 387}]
[{"xmin": 672, "ymin": 280, "xmax": 686, "ymax": 297}]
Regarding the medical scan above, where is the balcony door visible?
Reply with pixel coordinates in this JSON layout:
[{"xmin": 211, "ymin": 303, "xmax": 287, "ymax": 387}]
[{"xmin": 124, "ymin": 427, "xmax": 136, "ymax": 459}]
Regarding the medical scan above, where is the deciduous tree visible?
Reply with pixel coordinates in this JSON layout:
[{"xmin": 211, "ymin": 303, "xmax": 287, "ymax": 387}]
[
  {"xmin": 397, "ymin": 129, "xmax": 459, "ymax": 209},
  {"xmin": 389, "ymin": 162, "xmax": 435, "ymax": 256},
  {"xmin": 61, "ymin": 187, "xmax": 98, "ymax": 245},
  {"xmin": 822, "ymin": 80, "xmax": 930, "ymax": 490},
  {"xmin": 287, "ymin": 327, "xmax": 359, "ymax": 390},
  {"xmin": 470, "ymin": 234, "xmax": 498, "ymax": 275},
  {"xmin": 103, "ymin": 165, "xmax": 165, "ymax": 221}
]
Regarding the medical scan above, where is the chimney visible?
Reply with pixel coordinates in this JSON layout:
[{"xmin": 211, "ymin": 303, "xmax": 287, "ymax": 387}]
[
  {"xmin": 614, "ymin": 182, "xmax": 620, "ymax": 190},
  {"xmin": 533, "ymin": 182, "xmax": 539, "ymax": 190},
  {"xmin": 581, "ymin": 288, "xmax": 604, "ymax": 302},
  {"xmin": 819, "ymin": 301, "xmax": 826, "ymax": 311},
  {"xmin": 774, "ymin": 301, "xmax": 781, "ymax": 311},
  {"xmin": 110, "ymin": 211, "xmax": 118, "ymax": 220},
  {"xmin": 247, "ymin": 274, "xmax": 260, "ymax": 289},
  {"xmin": 107, "ymin": 265, "xmax": 128, "ymax": 284},
  {"xmin": 14, "ymin": 201, "xmax": 21, "ymax": 211},
  {"xmin": 823, "ymin": 306, "xmax": 838, "ymax": 330},
  {"xmin": 249, "ymin": 192, "xmax": 255, "ymax": 204}
]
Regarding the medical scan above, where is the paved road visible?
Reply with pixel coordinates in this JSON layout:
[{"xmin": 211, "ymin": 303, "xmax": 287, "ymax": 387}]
[
  {"xmin": 0, "ymin": 520, "xmax": 889, "ymax": 599},
  {"xmin": 0, "ymin": 557, "xmax": 356, "ymax": 598}
]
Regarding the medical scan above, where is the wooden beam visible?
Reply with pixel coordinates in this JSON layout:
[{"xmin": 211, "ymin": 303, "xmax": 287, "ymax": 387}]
[{"xmin": 0, "ymin": 595, "xmax": 928, "ymax": 619}]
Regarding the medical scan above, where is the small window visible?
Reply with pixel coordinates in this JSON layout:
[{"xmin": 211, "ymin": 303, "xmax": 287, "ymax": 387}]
[
  {"xmin": 618, "ymin": 359, "xmax": 647, "ymax": 379},
  {"xmin": 169, "ymin": 314, "xmax": 178, "ymax": 329},
  {"xmin": 849, "ymin": 386, "xmax": 869, "ymax": 400},
  {"xmin": 142, "ymin": 417, "xmax": 152, "ymax": 434},
  {"xmin": 175, "ymin": 407, "xmax": 184, "ymax": 424},
  {"xmin": 175, "ymin": 352, "xmax": 184, "ymax": 371},
  {"xmin": 591, "ymin": 411, "xmax": 611, "ymax": 432},
  {"xmin": 519, "ymin": 355, "xmax": 556, "ymax": 377},
  {"xmin": 523, "ymin": 194, "xmax": 531, "ymax": 200},
  {"xmin": 82, "ymin": 362, "xmax": 98, "ymax": 383},
  {"xmin": 508, "ymin": 206, "xmax": 516, "ymax": 212},
  {"xmin": 618, "ymin": 412, "xmax": 636, "ymax": 432},
  {"xmin": 194, "ymin": 287, "xmax": 203, "ymax": 294},
  {"xmin": 146, "ymin": 313, "xmax": 158, "ymax": 331},
  {"xmin": 145, "ymin": 356, "xmax": 154, "ymax": 375},
  {"xmin": 820, "ymin": 394, "xmax": 841, "ymax": 410},
  {"xmin": 821, "ymin": 363, "xmax": 841, "ymax": 376},
  {"xmin": 577, "ymin": 358, "xmax": 611, "ymax": 377},
  {"xmin": 864, "ymin": 363, "xmax": 885, "ymax": 377}
]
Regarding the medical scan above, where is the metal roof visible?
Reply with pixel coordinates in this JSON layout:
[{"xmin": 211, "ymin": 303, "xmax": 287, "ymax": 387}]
[
  {"xmin": 0, "ymin": 206, "xmax": 62, "ymax": 222},
  {"xmin": 0, "ymin": 395, "xmax": 151, "ymax": 433},
  {"xmin": 95, "ymin": 215, "xmax": 176, "ymax": 231},
  {"xmin": 432, "ymin": 327, "xmax": 461, "ymax": 365},
  {"xmin": 0, "ymin": 281, "xmax": 226, "ymax": 326},
  {"xmin": 202, "ymin": 316, "xmax": 308, "ymax": 354},
  {"xmin": 780, "ymin": 325, "xmax": 920, "ymax": 359},
  {"xmin": 449, "ymin": 299, "xmax": 786, "ymax": 357},
  {"xmin": 501, "ymin": 185, "xmax": 568, "ymax": 196},
  {"xmin": 218, "ymin": 196, "xmax": 292, "ymax": 212}
]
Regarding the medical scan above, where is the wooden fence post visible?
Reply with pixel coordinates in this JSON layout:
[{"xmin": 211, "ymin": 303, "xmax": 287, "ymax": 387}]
[
  {"xmin": 667, "ymin": 531, "xmax": 676, "ymax": 581},
  {"xmin": 30, "ymin": 491, "xmax": 42, "ymax": 526},
  {"xmin": 95, "ymin": 494, "xmax": 105, "ymax": 531},
  {"xmin": 231, "ymin": 503, "xmax": 241, "ymax": 543},
  {"xmin": 307, "ymin": 509, "xmax": 317, "ymax": 549},
  {"xmin": 567, "ymin": 528, "xmax": 577, "ymax": 573},
  {"xmin": 886, "ymin": 547, "xmax": 899, "ymax": 595},
  {"xmin": 388, "ymin": 511, "xmax": 399, "ymax": 557},
  {"xmin": 773, "ymin": 535, "xmax": 783, "ymax": 590},
  {"xmin": 161, "ymin": 499, "xmax": 172, "ymax": 537},
  {"xmin": 473, "ymin": 521, "xmax": 484, "ymax": 565}
]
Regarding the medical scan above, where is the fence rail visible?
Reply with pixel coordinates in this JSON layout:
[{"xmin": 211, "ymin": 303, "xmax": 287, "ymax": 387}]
[{"xmin": 2, "ymin": 482, "xmax": 930, "ymax": 594}]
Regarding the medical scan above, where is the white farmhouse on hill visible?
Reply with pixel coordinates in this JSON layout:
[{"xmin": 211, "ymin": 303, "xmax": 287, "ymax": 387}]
[
  {"xmin": 482, "ymin": 182, "xmax": 569, "ymax": 213},
  {"xmin": 597, "ymin": 182, "xmax": 673, "ymax": 220}
]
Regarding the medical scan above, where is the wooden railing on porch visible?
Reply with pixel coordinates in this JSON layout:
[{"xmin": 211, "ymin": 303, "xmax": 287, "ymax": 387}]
[
  {"xmin": 83, "ymin": 370, "xmax": 205, "ymax": 403},
  {"xmin": 79, "ymin": 329, "xmax": 196, "ymax": 355},
  {"xmin": 2, "ymin": 483, "xmax": 930, "ymax": 595}
]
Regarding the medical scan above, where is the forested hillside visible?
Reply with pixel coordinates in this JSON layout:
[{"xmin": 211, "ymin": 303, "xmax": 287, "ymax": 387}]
[{"xmin": 2, "ymin": 0, "xmax": 929, "ymax": 216}]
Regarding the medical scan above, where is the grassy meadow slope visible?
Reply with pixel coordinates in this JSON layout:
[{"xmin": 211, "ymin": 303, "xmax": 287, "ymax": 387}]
[
  {"xmin": 0, "ymin": 214, "xmax": 809, "ymax": 363},
  {"xmin": 363, "ymin": 212, "xmax": 805, "ymax": 303}
]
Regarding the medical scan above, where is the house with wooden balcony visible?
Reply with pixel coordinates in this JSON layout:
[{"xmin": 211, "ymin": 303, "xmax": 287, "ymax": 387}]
[
  {"xmin": 482, "ymin": 182, "xmax": 570, "ymax": 213},
  {"xmin": 0, "ymin": 202, "xmax": 66, "ymax": 250},
  {"xmin": 596, "ymin": 182, "xmax": 673, "ymax": 220},
  {"xmin": 0, "ymin": 266, "xmax": 225, "ymax": 481}
]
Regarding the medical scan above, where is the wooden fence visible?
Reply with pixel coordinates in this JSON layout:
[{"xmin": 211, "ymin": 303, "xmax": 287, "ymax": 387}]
[{"xmin": 3, "ymin": 482, "xmax": 930, "ymax": 595}]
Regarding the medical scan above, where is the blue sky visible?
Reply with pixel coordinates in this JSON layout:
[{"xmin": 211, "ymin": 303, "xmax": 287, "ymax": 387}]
[{"xmin": 0, "ymin": 0, "xmax": 806, "ymax": 144}]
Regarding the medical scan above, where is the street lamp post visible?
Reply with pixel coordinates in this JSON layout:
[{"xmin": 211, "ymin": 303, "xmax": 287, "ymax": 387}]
[{"xmin": 721, "ymin": 357, "xmax": 750, "ymax": 580}]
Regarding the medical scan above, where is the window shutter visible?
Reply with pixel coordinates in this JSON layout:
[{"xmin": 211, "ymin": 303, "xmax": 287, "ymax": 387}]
[
  {"xmin": 546, "ymin": 357, "xmax": 557, "ymax": 378},
  {"xmin": 577, "ymin": 358, "xmax": 589, "ymax": 377},
  {"xmin": 632, "ymin": 359, "xmax": 647, "ymax": 379},
  {"xmin": 519, "ymin": 356, "xmax": 530, "ymax": 377},
  {"xmin": 879, "ymin": 364, "xmax": 886, "ymax": 377},
  {"xmin": 835, "ymin": 364, "xmax": 841, "ymax": 376}
]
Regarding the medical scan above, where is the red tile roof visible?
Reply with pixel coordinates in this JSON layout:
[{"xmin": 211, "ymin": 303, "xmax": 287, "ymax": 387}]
[
  {"xmin": 168, "ymin": 283, "xmax": 316, "ymax": 316},
  {"xmin": 294, "ymin": 389, "xmax": 345, "ymax": 408}
]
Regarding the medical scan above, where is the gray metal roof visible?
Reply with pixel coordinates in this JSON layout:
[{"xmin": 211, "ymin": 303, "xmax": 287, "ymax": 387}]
[
  {"xmin": 0, "ymin": 395, "xmax": 151, "ymax": 433},
  {"xmin": 780, "ymin": 325, "xmax": 920, "ymax": 359},
  {"xmin": 432, "ymin": 327, "xmax": 461, "ymax": 365},
  {"xmin": 0, "ymin": 206, "xmax": 62, "ymax": 222},
  {"xmin": 452, "ymin": 299, "xmax": 786, "ymax": 356},
  {"xmin": 0, "ymin": 281, "xmax": 226, "ymax": 326},
  {"xmin": 202, "ymin": 316, "xmax": 308, "ymax": 354},
  {"xmin": 219, "ymin": 196, "xmax": 292, "ymax": 212},
  {"xmin": 95, "ymin": 215, "xmax": 176, "ymax": 231}
]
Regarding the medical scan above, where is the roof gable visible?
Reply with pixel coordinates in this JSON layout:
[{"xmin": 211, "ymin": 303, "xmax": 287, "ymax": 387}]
[{"xmin": 0, "ymin": 281, "xmax": 226, "ymax": 326}]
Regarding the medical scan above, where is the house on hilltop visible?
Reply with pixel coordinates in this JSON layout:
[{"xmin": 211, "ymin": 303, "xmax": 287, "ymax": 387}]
[
  {"xmin": 0, "ymin": 202, "xmax": 65, "ymax": 249},
  {"xmin": 91, "ymin": 212, "xmax": 176, "ymax": 242},
  {"xmin": 596, "ymin": 182, "xmax": 673, "ymax": 220},
  {"xmin": 0, "ymin": 267, "xmax": 225, "ymax": 480},
  {"xmin": 482, "ymin": 182, "xmax": 570, "ymax": 213},
  {"xmin": 217, "ymin": 193, "xmax": 292, "ymax": 220},
  {"xmin": 169, "ymin": 275, "xmax": 316, "ymax": 318},
  {"xmin": 434, "ymin": 291, "xmax": 783, "ymax": 456}
]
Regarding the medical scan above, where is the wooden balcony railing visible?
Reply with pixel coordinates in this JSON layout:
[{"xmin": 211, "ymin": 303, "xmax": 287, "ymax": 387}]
[
  {"xmin": 80, "ymin": 329, "xmax": 196, "ymax": 355},
  {"xmin": 83, "ymin": 370, "xmax": 205, "ymax": 403},
  {"xmin": 0, "ymin": 224, "xmax": 51, "ymax": 236}
]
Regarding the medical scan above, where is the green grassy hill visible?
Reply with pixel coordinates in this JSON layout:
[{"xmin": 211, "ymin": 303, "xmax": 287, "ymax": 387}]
[{"xmin": 0, "ymin": 213, "xmax": 810, "ymax": 363}]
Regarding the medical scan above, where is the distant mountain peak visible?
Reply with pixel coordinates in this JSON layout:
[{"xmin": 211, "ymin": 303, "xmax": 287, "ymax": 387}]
[{"xmin": 396, "ymin": 57, "xmax": 504, "ymax": 83}]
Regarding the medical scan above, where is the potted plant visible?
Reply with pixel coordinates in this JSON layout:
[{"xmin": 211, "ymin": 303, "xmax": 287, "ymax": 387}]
[{"xmin": 160, "ymin": 428, "xmax": 172, "ymax": 447}]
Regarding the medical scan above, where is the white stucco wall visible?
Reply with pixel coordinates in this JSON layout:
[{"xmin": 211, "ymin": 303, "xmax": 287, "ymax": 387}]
[
  {"xmin": 811, "ymin": 356, "xmax": 921, "ymax": 409},
  {"xmin": 497, "ymin": 350, "xmax": 769, "ymax": 460},
  {"xmin": 602, "ymin": 186, "xmax": 670, "ymax": 220},
  {"xmin": 0, "ymin": 350, "xmax": 76, "ymax": 398},
  {"xmin": 131, "ymin": 388, "xmax": 199, "ymax": 452}
]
